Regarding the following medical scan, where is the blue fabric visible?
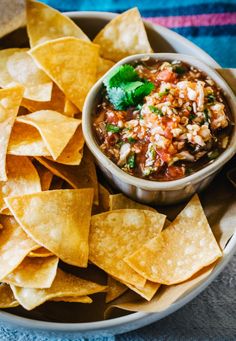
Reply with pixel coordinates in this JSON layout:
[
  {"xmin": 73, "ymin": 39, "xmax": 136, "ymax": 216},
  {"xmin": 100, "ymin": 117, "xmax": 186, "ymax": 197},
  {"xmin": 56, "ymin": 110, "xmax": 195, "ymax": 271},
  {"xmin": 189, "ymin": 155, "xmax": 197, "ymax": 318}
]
[{"xmin": 1, "ymin": 1, "xmax": 235, "ymax": 340}]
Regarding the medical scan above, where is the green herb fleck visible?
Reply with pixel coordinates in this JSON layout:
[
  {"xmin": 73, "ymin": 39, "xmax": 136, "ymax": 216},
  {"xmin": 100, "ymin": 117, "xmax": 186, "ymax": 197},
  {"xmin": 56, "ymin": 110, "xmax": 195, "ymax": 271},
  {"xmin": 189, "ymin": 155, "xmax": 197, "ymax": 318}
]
[
  {"xmin": 207, "ymin": 94, "xmax": 215, "ymax": 103},
  {"xmin": 208, "ymin": 150, "xmax": 219, "ymax": 160},
  {"xmin": 136, "ymin": 103, "xmax": 143, "ymax": 111},
  {"xmin": 148, "ymin": 105, "xmax": 164, "ymax": 116},
  {"xmin": 158, "ymin": 88, "xmax": 170, "ymax": 97},
  {"xmin": 189, "ymin": 113, "xmax": 196, "ymax": 121},
  {"xmin": 204, "ymin": 109, "xmax": 210, "ymax": 122},
  {"xmin": 127, "ymin": 153, "xmax": 136, "ymax": 169},
  {"xmin": 173, "ymin": 65, "xmax": 186, "ymax": 75},
  {"xmin": 106, "ymin": 124, "xmax": 120, "ymax": 133},
  {"xmin": 128, "ymin": 137, "xmax": 136, "ymax": 143}
]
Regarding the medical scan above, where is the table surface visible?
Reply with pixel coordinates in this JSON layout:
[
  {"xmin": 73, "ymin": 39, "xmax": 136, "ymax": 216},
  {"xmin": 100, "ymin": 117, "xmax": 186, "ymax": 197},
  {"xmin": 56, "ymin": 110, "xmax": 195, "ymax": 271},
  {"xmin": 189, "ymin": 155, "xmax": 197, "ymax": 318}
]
[{"xmin": 1, "ymin": 0, "xmax": 236, "ymax": 340}]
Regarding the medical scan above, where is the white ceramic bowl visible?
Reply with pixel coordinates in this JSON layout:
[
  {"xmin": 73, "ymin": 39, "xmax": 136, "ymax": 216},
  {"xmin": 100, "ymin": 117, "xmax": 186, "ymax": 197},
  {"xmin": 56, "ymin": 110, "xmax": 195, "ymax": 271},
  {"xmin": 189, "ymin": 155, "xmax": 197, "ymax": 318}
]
[
  {"xmin": 83, "ymin": 53, "xmax": 236, "ymax": 205},
  {"xmin": 0, "ymin": 11, "xmax": 235, "ymax": 339}
]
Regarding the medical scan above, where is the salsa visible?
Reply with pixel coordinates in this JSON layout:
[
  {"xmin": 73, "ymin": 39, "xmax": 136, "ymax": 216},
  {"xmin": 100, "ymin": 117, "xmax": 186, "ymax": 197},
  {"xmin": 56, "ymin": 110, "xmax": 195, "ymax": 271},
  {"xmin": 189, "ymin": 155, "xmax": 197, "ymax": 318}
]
[{"xmin": 93, "ymin": 59, "xmax": 231, "ymax": 181}]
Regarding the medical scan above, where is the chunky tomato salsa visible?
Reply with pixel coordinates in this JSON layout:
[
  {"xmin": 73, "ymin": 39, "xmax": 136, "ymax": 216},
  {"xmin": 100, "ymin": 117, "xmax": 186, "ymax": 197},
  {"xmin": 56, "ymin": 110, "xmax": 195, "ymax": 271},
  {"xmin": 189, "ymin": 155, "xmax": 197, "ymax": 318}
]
[{"xmin": 93, "ymin": 59, "xmax": 231, "ymax": 181}]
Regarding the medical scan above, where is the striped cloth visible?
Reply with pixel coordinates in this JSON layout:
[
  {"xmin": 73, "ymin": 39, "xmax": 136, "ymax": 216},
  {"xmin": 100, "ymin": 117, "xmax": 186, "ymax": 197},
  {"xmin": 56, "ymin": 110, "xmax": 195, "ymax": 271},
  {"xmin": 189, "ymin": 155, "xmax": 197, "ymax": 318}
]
[{"xmin": 42, "ymin": 0, "xmax": 236, "ymax": 67}]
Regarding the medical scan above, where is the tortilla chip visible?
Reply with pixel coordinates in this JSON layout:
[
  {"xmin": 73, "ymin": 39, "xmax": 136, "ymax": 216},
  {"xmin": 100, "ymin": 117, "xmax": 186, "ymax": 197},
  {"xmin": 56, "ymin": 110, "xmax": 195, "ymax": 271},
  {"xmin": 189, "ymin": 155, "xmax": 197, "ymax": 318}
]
[
  {"xmin": 0, "ymin": 155, "xmax": 41, "ymax": 215},
  {"xmin": 125, "ymin": 195, "xmax": 222, "ymax": 285},
  {"xmin": 0, "ymin": 86, "xmax": 24, "ymax": 181},
  {"xmin": 93, "ymin": 184, "xmax": 110, "ymax": 214},
  {"xmin": 0, "ymin": 283, "xmax": 19, "ymax": 308},
  {"xmin": 17, "ymin": 110, "xmax": 80, "ymax": 159},
  {"xmin": 3, "ymin": 256, "xmax": 59, "ymax": 289},
  {"xmin": 0, "ymin": 216, "xmax": 38, "ymax": 280},
  {"xmin": 124, "ymin": 280, "xmax": 160, "ymax": 301},
  {"xmin": 5, "ymin": 188, "xmax": 94, "ymax": 267},
  {"xmin": 21, "ymin": 83, "xmax": 65, "ymax": 114},
  {"xmin": 35, "ymin": 147, "xmax": 99, "ymax": 204},
  {"xmin": 45, "ymin": 125, "xmax": 84, "ymax": 166},
  {"xmin": 35, "ymin": 163, "xmax": 53, "ymax": 191},
  {"xmin": 51, "ymin": 296, "xmax": 92, "ymax": 303},
  {"xmin": 109, "ymin": 193, "xmax": 156, "ymax": 212},
  {"xmin": 11, "ymin": 268, "xmax": 106, "ymax": 310},
  {"xmin": 8, "ymin": 121, "xmax": 50, "ymax": 157},
  {"xmin": 97, "ymin": 57, "xmax": 115, "ymax": 80},
  {"xmin": 89, "ymin": 209, "xmax": 166, "ymax": 287},
  {"xmin": 28, "ymin": 247, "xmax": 53, "ymax": 258},
  {"xmin": 26, "ymin": 0, "xmax": 89, "ymax": 47},
  {"xmin": 93, "ymin": 8, "xmax": 152, "ymax": 62},
  {"xmin": 29, "ymin": 37, "xmax": 99, "ymax": 111},
  {"xmin": 106, "ymin": 276, "xmax": 127, "ymax": 303},
  {"xmin": 64, "ymin": 99, "xmax": 79, "ymax": 117},
  {"xmin": 0, "ymin": 48, "xmax": 53, "ymax": 102}
]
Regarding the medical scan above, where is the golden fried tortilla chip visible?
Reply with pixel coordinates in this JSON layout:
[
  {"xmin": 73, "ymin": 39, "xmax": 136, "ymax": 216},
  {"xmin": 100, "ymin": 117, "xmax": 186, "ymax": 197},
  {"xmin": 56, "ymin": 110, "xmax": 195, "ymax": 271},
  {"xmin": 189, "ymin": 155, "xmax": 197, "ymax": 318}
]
[
  {"xmin": 124, "ymin": 280, "xmax": 160, "ymax": 301},
  {"xmin": 125, "ymin": 195, "xmax": 222, "ymax": 285},
  {"xmin": 89, "ymin": 209, "xmax": 166, "ymax": 287},
  {"xmin": 28, "ymin": 246, "xmax": 53, "ymax": 258},
  {"xmin": 0, "ymin": 86, "xmax": 24, "ymax": 181},
  {"xmin": 109, "ymin": 193, "xmax": 156, "ymax": 212},
  {"xmin": 8, "ymin": 121, "xmax": 50, "ymax": 157},
  {"xmin": 0, "ymin": 216, "xmax": 38, "ymax": 280},
  {"xmin": 21, "ymin": 84, "xmax": 65, "ymax": 114},
  {"xmin": 5, "ymin": 188, "xmax": 94, "ymax": 267},
  {"xmin": 93, "ymin": 184, "xmax": 110, "ymax": 214},
  {"xmin": 45, "ymin": 125, "xmax": 84, "ymax": 166},
  {"xmin": 0, "ymin": 283, "xmax": 19, "ymax": 308},
  {"xmin": 17, "ymin": 110, "xmax": 80, "ymax": 159},
  {"xmin": 11, "ymin": 268, "xmax": 106, "ymax": 310},
  {"xmin": 63, "ymin": 99, "xmax": 79, "ymax": 117},
  {"xmin": 93, "ymin": 8, "xmax": 152, "ymax": 62},
  {"xmin": 35, "ymin": 163, "xmax": 53, "ymax": 191},
  {"xmin": 97, "ymin": 57, "xmax": 115, "ymax": 80},
  {"xmin": 29, "ymin": 37, "xmax": 99, "ymax": 111},
  {"xmin": 26, "ymin": 0, "xmax": 89, "ymax": 47},
  {"xmin": 36, "ymin": 147, "xmax": 99, "ymax": 204},
  {"xmin": 51, "ymin": 296, "xmax": 92, "ymax": 303},
  {"xmin": 0, "ymin": 49, "xmax": 53, "ymax": 102},
  {"xmin": 106, "ymin": 276, "xmax": 127, "ymax": 303},
  {"xmin": 3, "ymin": 256, "xmax": 59, "ymax": 289},
  {"xmin": 0, "ymin": 156, "xmax": 41, "ymax": 215}
]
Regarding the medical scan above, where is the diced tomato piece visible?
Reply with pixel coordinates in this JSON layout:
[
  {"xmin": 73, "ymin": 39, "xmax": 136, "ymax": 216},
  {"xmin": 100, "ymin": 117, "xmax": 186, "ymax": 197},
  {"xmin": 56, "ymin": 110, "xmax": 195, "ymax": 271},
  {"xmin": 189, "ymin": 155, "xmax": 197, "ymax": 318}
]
[
  {"xmin": 157, "ymin": 70, "xmax": 177, "ymax": 82},
  {"xmin": 106, "ymin": 133, "xmax": 119, "ymax": 146}
]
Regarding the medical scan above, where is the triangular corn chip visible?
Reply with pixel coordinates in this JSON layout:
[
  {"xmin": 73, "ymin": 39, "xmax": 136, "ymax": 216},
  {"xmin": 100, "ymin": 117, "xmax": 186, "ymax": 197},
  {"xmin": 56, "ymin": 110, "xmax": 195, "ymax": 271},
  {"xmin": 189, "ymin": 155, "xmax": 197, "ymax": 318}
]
[
  {"xmin": 35, "ymin": 163, "xmax": 53, "ymax": 191},
  {"xmin": 106, "ymin": 276, "xmax": 127, "ymax": 303},
  {"xmin": 26, "ymin": 0, "xmax": 89, "ymax": 47},
  {"xmin": 109, "ymin": 193, "xmax": 156, "ymax": 212},
  {"xmin": 51, "ymin": 296, "xmax": 92, "ymax": 303},
  {"xmin": 0, "ymin": 48, "xmax": 53, "ymax": 101},
  {"xmin": 11, "ymin": 268, "xmax": 106, "ymax": 310},
  {"xmin": 0, "ymin": 284, "xmax": 19, "ymax": 308},
  {"xmin": 3, "ymin": 256, "xmax": 59, "ymax": 289},
  {"xmin": 93, "ymin": 8, "xmax": 152, "ymax": 62},
  {"xmin": 0, "ymin": 216, "xmax": 38, "ymax": 280},
  {"xmin": 125, "ymin": 195, "xmax": 222, "ymax": 284},
  {"xmin": 97, "ymin": 57, "xmax": 115, "ymax": 80},
  {"xmin": 124, "ymin": 280, "xmax": 160, "ymax": 301},
  {"xmin": 5, "ymin": 189, "xmax": 94, "ymax": 267},
  {"xmin": 28, "ymin": 246, "xmax": 53, "ymax": 258},
  {"xmin": 89, "ymin": 209, "xmax": 166, "ymax": 287},
  {"xmin": 17, "ymin": 110, "xmax": 80, "ymax": 159},
  {"xmin": 29, "ymin": 37, "xmax": 99, "ymax": 111},
  {"xmin": 35, "ymin": 147, "xmax": 99, "ymax": 204},
  {"xmin": 0, "ymin": 155, "xmax": 41, "ymax": 214},
  {"xmin": 8, "ymin": 121, "xmax": 50, "ymax": 157},
  {"xmin": 63, "ymin": 99, "xmax": 79, "ymax": 117},
  {"xmin": 45, "ymin": 125, "xmax": 84, "ymax": 166},
  {"xmin": 0, "ymin": 86, "xmax": 24, "ymax": 181}
]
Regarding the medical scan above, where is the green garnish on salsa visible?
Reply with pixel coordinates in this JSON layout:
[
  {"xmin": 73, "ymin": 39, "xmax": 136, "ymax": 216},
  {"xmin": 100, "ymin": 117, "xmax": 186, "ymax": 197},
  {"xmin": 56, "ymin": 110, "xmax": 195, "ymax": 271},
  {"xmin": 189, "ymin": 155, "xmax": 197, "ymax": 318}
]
[{"xmin": 94, "ymin": 59, "xmax": 231, "ymax": 181}]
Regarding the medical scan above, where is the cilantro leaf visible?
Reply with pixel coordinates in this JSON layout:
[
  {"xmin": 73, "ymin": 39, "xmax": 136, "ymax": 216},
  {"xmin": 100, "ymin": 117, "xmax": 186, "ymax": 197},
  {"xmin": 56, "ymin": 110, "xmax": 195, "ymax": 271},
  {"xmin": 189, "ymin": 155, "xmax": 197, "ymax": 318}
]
[
  {"xmin": 149, "ymin": 105, "xmax": 163, "ymax": 116},
  {"xmin": 106, "ymin": 124, "xmax": 121, "ymax": 133},
  {"xmin": 104, "ymin": 64, "xmax": 139, "ymax": 88},
  {"xmin": 127, "ymin": 153, "xmax": 136, "ymax": 169}
]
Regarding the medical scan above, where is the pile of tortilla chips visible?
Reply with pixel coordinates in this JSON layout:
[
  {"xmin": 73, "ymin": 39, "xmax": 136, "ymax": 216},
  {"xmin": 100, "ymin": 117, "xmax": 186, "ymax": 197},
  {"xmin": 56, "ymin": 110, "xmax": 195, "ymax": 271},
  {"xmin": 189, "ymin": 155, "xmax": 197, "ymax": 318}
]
[{"xmin": 0, "ymin": 0, "xmax": 225, "ymax": 317}]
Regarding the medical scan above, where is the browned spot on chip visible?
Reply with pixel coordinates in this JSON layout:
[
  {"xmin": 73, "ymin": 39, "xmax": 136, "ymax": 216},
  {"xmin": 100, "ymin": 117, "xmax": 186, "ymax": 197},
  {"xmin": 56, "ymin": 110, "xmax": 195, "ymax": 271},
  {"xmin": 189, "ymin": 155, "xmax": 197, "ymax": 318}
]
[
  {"xmin": 5, "ymin": 189, "xmax": 94, "ymax": 267},
  {"xmin": 125, "ymin": 195, "xmax": 222, "ymax": 285},
  {"xmin": 89, "ymin": 209, "xmax": 166, "ymax": 287}
]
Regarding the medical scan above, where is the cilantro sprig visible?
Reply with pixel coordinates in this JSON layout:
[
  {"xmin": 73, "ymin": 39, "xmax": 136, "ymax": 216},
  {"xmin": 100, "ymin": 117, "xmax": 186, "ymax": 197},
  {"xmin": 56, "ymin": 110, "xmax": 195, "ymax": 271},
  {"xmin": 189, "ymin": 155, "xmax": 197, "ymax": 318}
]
[{"xmin": 103, "ymin": 64, "xmax": 154, "ymax": 110}]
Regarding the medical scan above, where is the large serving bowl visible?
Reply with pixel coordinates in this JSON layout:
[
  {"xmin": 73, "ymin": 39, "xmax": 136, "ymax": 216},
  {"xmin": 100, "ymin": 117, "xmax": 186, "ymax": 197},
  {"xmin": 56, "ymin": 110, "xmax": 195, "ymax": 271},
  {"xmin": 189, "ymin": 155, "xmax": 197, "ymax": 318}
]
[
  {"xmin": 83, "ymin": 53, "xmax": 236, "ymax": 205},
  {"xmin": 0, "ymin": 11, "xmax": 235, "ymax": 339}
]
